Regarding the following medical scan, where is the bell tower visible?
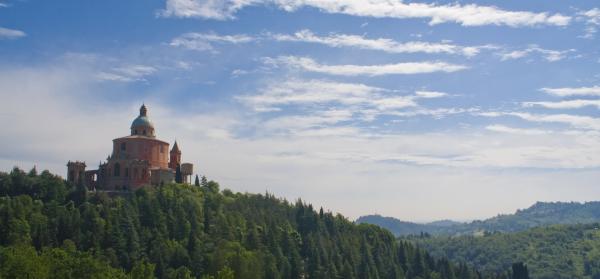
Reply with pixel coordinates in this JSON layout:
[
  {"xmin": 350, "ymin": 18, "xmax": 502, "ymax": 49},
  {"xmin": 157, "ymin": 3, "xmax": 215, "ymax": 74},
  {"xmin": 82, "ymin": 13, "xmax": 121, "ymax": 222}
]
[{"xmin": 169, "ymin": 141, "xmax": 181, "ymax": 170}]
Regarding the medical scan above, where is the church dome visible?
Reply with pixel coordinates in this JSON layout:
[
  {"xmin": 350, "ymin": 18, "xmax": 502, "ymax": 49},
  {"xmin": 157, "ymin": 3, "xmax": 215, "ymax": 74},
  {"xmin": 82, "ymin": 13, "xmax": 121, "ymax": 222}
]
[
  {"xmin": 131, "ymin": 115, "xmax": 154, "ymax": 129},
  {"xmin": 130, "ymin": 104, "xmax": 156, "ymax": 137}
]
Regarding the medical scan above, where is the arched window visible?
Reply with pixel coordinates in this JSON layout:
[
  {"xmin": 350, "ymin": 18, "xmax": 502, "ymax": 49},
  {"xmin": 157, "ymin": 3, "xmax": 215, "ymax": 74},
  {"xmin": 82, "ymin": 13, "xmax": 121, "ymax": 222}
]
[
  {"xmin": 143, "ymin": 129, "xmax": 147, "ymax": 135},
  {"xmin": 121, "ymin": 142, "xmax": 126, "ymax": 151},
  {"xmin": 133, "ymin": 168, "xmax": 138, "ymax": 179},
  {"xmin": 125, "ymin": 168, "xmax": 129, "ymax": 177},
  {"xmin": 114, "ymin": 163, "xmax": 121, "ymax": 177},
  {"xmin": 133, "ymin": 129, "xmax": 138, "ymax": 135}
]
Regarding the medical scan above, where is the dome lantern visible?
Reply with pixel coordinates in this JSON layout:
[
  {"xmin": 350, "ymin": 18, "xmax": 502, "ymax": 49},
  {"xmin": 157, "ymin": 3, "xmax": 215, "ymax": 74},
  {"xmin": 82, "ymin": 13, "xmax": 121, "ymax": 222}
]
[{"xmin": 131, "ymin": 104, "xmax": 155, "ymax": 137}]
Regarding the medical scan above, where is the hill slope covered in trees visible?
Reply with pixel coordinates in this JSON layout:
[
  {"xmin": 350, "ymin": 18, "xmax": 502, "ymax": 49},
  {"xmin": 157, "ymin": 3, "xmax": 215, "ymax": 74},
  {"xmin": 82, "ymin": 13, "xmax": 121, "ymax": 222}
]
[
  {"xmin": 412, "ymin": 223, "xmax": 600, "ymax": 279},
  {"xmin": 357, "ymin": 201, "xmax": 600, "ymax": 236},
  {"xmin": 0, "ymin": 167, "xmax": 519, "ymax": 279}
]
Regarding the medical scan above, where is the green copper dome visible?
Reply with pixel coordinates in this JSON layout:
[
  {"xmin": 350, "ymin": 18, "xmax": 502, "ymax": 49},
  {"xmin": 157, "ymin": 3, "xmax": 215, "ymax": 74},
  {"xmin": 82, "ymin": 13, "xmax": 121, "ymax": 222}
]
[
  {"xmin": 130, "ymin": 104, "xmax": 155, "ymax": 137},
  {"xmin": 131, "ymin": 115, "xmax": 154, "ymax": 129}
]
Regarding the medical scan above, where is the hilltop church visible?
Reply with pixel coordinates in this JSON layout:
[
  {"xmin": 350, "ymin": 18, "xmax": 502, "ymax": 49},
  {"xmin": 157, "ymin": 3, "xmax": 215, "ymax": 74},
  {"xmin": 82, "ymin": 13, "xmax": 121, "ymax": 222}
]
[{"xmin": 67, "ymin": 104, "xmax": 194, "ymax": 191}]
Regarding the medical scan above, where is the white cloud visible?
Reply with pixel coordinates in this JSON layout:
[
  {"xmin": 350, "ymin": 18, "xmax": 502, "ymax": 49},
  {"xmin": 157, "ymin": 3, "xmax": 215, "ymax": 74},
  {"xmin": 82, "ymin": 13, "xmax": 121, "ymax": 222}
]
[
  {"xmin": 97, "ymin": 65, "xmax": 157, "ymax": 82},
  {"xmin": 499, "ymin": 45, "xmax": 574, "ymax": 62},
  {"xmin": 486, "ymin": 124, "xmax": 549, "ymax": 135},
  {"xmin": 414, "ymin": 90, "xmax": 448, "ymax": 99},
  {"xmin": 541, "ymin": 86, "xmax": 600, "ymax": 97},
  {"xmin": 270, "ymin": 29, "xmax": 488, "ymax": 57},
  {"xmin": 159, "ymin": 0, "xmax": 571, "ymax": 27},
  {"xmin": 0, "ymin": 26, "xmax": 26, "ymax": 39},
  {"xmin": 481, "ymin": 112, "xmax": 600, "ymax": 131},
  {"xmin": 238, "ymin": 80, "xmax": 420, "ymax": 115},
  {"xmin": 523, "ymin": 100, "xmax": 600, "ymax": 109},
  {"xmin": 263, "ymin": 56, "xmax": 468, "ymax": 76},
  {"xmin": 578, "ymin": 8, "xmax": 600, "ymax": 39},
  {"xmin": 170, "ymin": 32, "xmax": 254, "ymax": 51}
]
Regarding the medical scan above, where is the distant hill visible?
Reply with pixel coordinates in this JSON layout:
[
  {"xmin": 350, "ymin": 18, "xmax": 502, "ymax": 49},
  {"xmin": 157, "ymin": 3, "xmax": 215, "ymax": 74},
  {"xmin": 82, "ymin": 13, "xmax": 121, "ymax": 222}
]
[
  {"xmin": 355, "ymin": 215, "xmax": 461, "ymax": 236},
  {"xmin": 413, "ymin": 223, "xmax": 600, "ymax": 279},
  {"xmin": 357, "ymin": 201, "xmax": 600, "ymax": 236}
]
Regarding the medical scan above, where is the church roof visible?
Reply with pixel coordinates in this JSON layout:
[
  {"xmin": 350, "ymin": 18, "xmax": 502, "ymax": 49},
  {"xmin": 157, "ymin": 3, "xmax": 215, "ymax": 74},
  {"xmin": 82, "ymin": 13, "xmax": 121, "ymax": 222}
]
[{"xmin": 171, "ymin": 141, "xmax": 181, "ymax": 153}]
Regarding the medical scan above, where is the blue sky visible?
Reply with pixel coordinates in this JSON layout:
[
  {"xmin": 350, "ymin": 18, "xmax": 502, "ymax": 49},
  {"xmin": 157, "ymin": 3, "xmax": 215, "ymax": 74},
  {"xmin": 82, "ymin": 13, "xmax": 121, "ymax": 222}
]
[{"xmin": 1, "ymin": 0, "xmax": 600, "ymax": 221}]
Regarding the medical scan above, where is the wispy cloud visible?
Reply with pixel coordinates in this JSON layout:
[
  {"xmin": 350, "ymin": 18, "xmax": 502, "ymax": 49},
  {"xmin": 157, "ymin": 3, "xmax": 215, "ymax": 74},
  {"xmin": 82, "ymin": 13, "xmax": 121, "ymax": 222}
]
[
  {"xmin": 238, "ymin": 79, "xmax": 414, "ymax": 111},
  {"xmin": 159, "ymin": 0, "xmax": 571, "ymax": 27},
  {"xmin": 0, "ymin": 26, "xmax": 26, "ymax": 39},
  {"xmin": 170, "ymin": 32, "xmax": 255, "ymax": 52},
  {"xmin": 499, "ymin": 45, "xmax": 574, "ymax": 62},
  {"xmin": 578, "ymin": 8, "xmax": 600, "ymax": 39},
  {"xmin": 97, "ymin": 65, "xmax": 157, "ymax": 82},
  {"xmin": 263, "ymin": 56, "xmax": 468, "ymax": 76},
  {"xmin": 486, "ymin": 124, "xmax": 550, "ymax": 135},
  {"xmin": 270, "ymin": 29, "xmax": 489, "ymax": 57},
  {"xmin": 523, "ymin": 100, "xmax": 600, "ymax": 109},
  {"xmin": 541, "ymin": 86, "xmax": 600, "ymax": 97},
  {"xmin": 481, "ymin": 112, "xmax": 600, "ymax": 131}
]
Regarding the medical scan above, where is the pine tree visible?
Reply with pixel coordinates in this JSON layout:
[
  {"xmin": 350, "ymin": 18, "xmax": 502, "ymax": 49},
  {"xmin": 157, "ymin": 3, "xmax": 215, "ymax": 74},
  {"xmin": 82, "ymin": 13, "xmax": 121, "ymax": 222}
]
[
  {"xmin": 175, "ymin": 164, "xmax": 183, "ymax": 184},
  {"xmin": 195, "ymin": 175, "xmax": 200, "ymax": 187},
  {"xmin": 512, "ymin": 262, "xmax": 529, "ymax": 279}
]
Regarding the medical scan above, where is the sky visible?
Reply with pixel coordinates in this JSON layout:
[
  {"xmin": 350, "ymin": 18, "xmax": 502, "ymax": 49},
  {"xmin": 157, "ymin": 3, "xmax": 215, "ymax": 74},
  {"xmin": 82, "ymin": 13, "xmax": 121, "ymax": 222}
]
[{"xmin": 1, "ymin": 0, "xmax": 600, "ymax": 222}]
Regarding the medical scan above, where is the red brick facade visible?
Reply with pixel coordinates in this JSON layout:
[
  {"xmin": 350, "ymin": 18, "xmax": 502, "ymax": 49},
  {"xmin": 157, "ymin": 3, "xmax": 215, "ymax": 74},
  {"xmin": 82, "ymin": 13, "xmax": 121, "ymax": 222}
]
[{"xmin": 67, "ymin": 105, "xmax": 194, "ymax": 191}]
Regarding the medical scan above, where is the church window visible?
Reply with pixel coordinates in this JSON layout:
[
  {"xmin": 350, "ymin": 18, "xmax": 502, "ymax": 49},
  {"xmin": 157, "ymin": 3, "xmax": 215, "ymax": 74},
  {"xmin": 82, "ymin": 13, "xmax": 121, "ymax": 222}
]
[
  {"xmin": 114, "ymin": 163, "xmax": 121, "ymax": 177},
  {"xmin": 125, "ymin": 168, "xmax": 129, "ymax": 177},
  {"xmin": 133, "ymin": 168, "xmax": 138, "ymax": 179},
  {"xmin": 160, "ymin": 145, "xmax": 164, "ymax": 153},
  {"xmin": 121, "ymin": 142, "xmax": 126, "ymax": 151},
  {"xmin": 143, "ymin": 129, "xmax": 147, "ymax": 135},
  {"xmin": 134, "ymin": 129, "xmax": 138, "ymax": 135}
]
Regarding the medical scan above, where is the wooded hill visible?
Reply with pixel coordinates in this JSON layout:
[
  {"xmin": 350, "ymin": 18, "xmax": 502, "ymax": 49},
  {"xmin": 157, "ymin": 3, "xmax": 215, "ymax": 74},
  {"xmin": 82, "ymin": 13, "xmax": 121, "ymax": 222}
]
[
  {"xmin": 412, "ymin": 223, "xmax": 600, "ymax": 279},
  {"xmin": 0, "ymin": 167, "xmax": 523, "ymax": 279}
]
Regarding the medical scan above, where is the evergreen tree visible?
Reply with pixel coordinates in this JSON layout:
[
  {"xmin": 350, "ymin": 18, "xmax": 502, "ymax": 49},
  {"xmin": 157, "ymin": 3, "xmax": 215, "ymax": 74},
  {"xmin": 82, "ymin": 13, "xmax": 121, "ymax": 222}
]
[
  {"xmin": 195, "ymin": 175, "xmax": 200, "ymax": 187},
  {"xmin": 512, "ymin": 262, "xmax": 529, "ymax": 279},
  {"xmin": 175, "ymin": 164, "xmax": 183, "ymax": 183}
]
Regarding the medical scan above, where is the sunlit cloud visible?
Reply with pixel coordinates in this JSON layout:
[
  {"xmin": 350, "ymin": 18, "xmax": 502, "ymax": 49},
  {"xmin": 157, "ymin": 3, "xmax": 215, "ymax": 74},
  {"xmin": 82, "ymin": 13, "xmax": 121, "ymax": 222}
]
[{"xmin": 263, "ymin": 56, "xmax": 468, "ymax": 76}]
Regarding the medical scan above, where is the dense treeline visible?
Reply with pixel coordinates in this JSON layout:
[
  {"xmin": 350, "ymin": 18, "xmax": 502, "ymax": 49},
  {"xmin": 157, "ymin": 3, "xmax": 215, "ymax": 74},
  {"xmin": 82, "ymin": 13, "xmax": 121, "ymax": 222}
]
[
  {"xmin": 412, "ymin": 224, "xmax": 600, "ymax": 279},
  {"xmin": 0, "ymin": 167, "xmax": 510, "ymax": 279}
]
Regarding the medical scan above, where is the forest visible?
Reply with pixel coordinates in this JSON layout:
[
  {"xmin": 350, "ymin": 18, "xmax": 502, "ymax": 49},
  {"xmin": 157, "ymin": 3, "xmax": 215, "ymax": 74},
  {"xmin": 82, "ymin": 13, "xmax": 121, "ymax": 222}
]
[
  {"xmin": 0, "ymin": 167, "xmax": 531, "ymax": 279},
  {"xmin": 412, "ymin": 224, "xmax": 600, "ymax": 279}
]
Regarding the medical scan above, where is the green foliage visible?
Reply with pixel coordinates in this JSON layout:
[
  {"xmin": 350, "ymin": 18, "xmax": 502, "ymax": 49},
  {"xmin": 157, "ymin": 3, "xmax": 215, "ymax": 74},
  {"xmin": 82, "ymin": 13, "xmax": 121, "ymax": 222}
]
[
  {"xmin": 0, "ymin": 167, "xmax": 485, "ymax": 279},
  {"xmin": 412, "ymin": 224, "xmax": 600, "ymax": 279}
]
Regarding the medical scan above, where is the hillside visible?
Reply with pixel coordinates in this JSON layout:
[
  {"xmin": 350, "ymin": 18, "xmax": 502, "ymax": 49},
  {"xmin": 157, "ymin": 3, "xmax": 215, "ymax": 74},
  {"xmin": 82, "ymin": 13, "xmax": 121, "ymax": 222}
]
[
  {"xmin": 357, "ymin": 201, "xmax": 600, "ymax": 236},
  {"xmin": 0, "ymin": 167, "xmax": 502, "ymax": 279},
  {"xmin": 412, "ymin": 224, "xmax": 600, "ymax": 279}
]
